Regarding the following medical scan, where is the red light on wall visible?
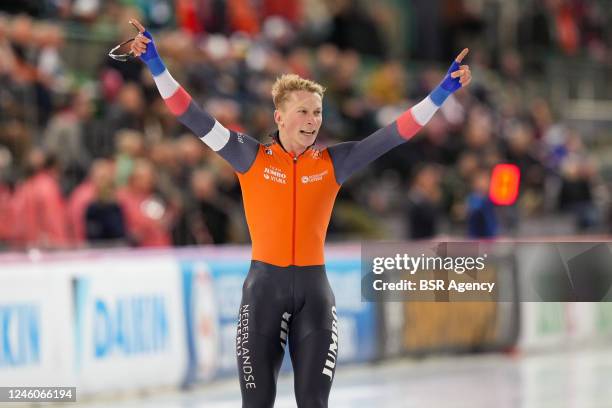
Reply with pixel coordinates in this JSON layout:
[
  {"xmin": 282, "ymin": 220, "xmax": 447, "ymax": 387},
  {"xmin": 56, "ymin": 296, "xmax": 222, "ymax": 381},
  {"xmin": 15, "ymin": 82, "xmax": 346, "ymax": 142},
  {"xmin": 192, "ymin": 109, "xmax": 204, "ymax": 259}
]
[{"xmin": 489, "ymin": 164, "xmax": 520, "ymax": 205}]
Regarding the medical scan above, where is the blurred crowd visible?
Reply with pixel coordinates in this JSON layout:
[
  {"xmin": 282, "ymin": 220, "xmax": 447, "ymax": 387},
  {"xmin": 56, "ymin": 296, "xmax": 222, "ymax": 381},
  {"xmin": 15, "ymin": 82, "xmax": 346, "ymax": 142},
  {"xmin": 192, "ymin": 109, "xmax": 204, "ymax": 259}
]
[{"xmin": 0, "ymin": 0, "xmax": 611, "ymax": 251}]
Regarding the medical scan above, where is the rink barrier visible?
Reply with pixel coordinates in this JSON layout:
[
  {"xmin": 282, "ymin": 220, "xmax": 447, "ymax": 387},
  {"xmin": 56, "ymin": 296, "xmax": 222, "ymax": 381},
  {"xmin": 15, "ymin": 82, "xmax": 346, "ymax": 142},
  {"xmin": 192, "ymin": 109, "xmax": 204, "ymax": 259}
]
[
  {"xmin": 512, "ymin": 242, "xmax": 612, "ymax": 351},
  {"xmin": 0, "ymin": 242, "xmax": 610, "ymax": 395},
  {"xmin": 0, "ymin": 264, "xmax": 73, "ymax": 387},
  {"xmin": 376, "ymin": 242, "xmax": 520, "ymax": 358},
  {"xmin": 516, "ymin": 302, "xmax": 612, "ymax": 351},
  {"xmin": 71, "ymin": 255, "xmax": 187, "ymax": 394},
  {"xmin": 0, "ymin": 253, "xmax": 188, "ymax": 395},
  {"xmin": 0, "ymin": 245, "xmax": 374, "ymax": 394}
]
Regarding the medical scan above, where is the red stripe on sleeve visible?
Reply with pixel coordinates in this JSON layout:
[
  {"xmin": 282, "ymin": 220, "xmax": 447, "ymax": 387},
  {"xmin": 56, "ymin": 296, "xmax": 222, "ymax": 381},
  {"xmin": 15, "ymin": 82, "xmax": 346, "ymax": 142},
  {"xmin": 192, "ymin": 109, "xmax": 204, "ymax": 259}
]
[
  {"xmin": 396, "ymin": 109, "xmax": 422, "ymax": 140},
  {"xmin": 165, "ymin": 87, "xmax": 192, "ymax": 116}
]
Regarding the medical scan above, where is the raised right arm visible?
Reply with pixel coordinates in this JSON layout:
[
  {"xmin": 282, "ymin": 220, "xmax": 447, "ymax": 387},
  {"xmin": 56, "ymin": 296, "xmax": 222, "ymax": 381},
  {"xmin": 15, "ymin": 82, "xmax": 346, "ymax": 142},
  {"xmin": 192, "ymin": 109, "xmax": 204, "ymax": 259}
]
[{"xmin": 131, "ymin": 21, "xmax": 259, "ymax": 173}]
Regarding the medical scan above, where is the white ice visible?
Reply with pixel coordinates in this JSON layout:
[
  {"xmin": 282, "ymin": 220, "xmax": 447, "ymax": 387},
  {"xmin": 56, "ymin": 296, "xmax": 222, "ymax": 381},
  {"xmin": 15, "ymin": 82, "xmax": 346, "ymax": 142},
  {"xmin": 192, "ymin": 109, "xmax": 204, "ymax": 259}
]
[{"xmin": 76, "ymin": 347, "xmax": 612, "ymax": 408}]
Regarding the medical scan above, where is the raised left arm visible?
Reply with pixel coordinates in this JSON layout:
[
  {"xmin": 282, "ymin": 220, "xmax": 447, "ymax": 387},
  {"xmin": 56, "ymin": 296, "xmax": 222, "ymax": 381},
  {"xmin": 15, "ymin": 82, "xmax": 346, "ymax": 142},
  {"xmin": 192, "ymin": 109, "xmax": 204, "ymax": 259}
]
[{"xmin": 328, "ymin": 49, "xmax": 471, "ymax": 185}]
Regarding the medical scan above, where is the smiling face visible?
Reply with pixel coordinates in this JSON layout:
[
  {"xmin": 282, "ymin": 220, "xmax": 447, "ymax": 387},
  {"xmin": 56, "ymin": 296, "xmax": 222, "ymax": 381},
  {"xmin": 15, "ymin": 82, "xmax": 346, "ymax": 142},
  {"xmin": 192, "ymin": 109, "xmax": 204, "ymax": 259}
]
[{"xmin": 274, "ymin": 90, "xmax": 323, "ymax": 152}]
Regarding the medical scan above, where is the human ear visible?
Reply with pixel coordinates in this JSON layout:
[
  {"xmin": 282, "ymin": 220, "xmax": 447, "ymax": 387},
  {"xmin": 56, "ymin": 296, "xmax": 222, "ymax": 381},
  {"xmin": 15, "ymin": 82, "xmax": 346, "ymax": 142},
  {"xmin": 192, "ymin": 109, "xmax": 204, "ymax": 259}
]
[{"xmin": 274, "ymin": 109, "xmax": 283, "ymax": 127}]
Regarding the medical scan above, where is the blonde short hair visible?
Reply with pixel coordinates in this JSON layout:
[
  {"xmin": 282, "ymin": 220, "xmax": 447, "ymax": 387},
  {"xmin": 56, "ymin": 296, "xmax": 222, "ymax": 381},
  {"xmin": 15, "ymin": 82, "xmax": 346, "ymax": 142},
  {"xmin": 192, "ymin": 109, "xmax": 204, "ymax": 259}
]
[{"xmin": 271, "ymin": 74, "xmax": 326, "ymax": 109}]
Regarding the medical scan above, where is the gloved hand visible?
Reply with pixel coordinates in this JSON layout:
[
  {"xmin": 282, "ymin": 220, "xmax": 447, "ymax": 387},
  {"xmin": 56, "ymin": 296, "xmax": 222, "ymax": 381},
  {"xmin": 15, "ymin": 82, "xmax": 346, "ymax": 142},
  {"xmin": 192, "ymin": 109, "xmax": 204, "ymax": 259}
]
[
  {"xmin": 128, "ymin": 19, "xmax": 165, "ymax": 75},
  {"xmin": 430, "ymin": 48, "xmax": 471, "ymax": 105},
  {"xmin": 442, "ymin": 48, "xmax": 472, "ymax": 91}
]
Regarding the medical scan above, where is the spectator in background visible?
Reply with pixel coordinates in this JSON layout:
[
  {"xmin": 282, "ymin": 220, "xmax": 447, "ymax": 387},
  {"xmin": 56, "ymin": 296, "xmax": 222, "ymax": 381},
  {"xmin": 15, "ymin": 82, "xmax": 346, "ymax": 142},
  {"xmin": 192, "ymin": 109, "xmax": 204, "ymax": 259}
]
[
  {"xmin": 441, "ymin": 0, "xmax": 486, "ymax": 61},
  {"xmin": 174, "ymin": 134, "xmax": 205, "ymax": 186},
  {"xmin": 463, "ymin": 105, "xmax": 494, "ymax": 156},
  {"xmin": 327, "ymin": 0, "xmax": 387, "ymax": 58},
  {"xmin": 43, "ymin": 89, "xmax": 95, "ymax": 194},
  {"xmin": 227, "ymin": 0, "xmax": 260, "ymax": 35},
  {"xmin": 138, "ymin": 0, "xmax": 174, "ymax": 30},
  {"xmin": 67, "ymin": 159, "xmax": 115, "ymax": 246},
  {"xmin": 116, "ymin": 158, "xmax": 175, "ymax": 247},
  {"xmin": 518, "ymin": 0, "xmax": 554, "ymax": 60},
  {"xmin": 529, "ymin": 98, "xmax": 554, "ymax": 141},
  {"xmin": 11, "ymin": 149, "xmax": 69, "ymax": 249},
  {"xmin": 210, "ymin": 151, "xmax": 243, "ymax": 205},
  {"xmin": 100, "ymin": 84, "xmax": 146, "ymax": 157},
  {"xmin": 8, "ymin": 14, "xmax": 37, "ymax": 77},
  {"xmin": 558, "ymin": 157, "xmax": 598, "ymax": 231},
  {"xmin": 206, "ymin": 98, "xmax": 246, "ymax": 133},
  {"xmin": 442, "ymin": 151, "xmax": 479, "ymax": 224},
  {"xmin": 0, "ymin": 147, "xmax": 13, "ymax": 247},
  {"xmin": 467, "ymin": 168, "xmax": 498, "ymax": 239},
  {"xmin": 34, "ymin": 22, "xmax": 66, "ymax": 94},
  {"xmin": 9, "ymin": 15, "xmax": 53, "ymax": 126},
  {"xmin": 412, "ymin": 0, "xmax": 443, "ymax": 60},
  {"xmin": 0, "ymin": 180, "xmax": 12, "ymax": 247},
  {"xmin": 366, "ymin": 60, "xmax": 408, "ymax": 106},
  {"xmin": 178, "ymin": 0, "xmax": 260, "ymax": 35},
  {"xmin": 174, "ymin": 167, "xmax": 231, "ymax": 245},
  {"xmin": 0, "ymin": 14, "xmax": 13, "ymax": 78},
  {"xmin": 148, "ymin": 138, "xmax": 184, "ymax": 218},
  {"xmin": 405, "ymin": 165, "xmax": 441, "ymax": 240},
  {"xmin": 71, "ymin": 0, "xmax": 102, "ymax": 21},
  {"xmin": 503, "ymin": 121, "xmax": 545, "ymax": 213},
  {"xmin": 327, "ymin": 50, "xmax": 375, "ymax": 138},
  {"xmin": 114, "ymin": 129, "xmax": 145, "ymax": 186},
  {"xmin": 0, "ymin": 121, "xmax": 32, "ymax": 175},
  {"xmin": 405, "ymin": 114, "xmax": 456, "ymax": 171},
  {"xmin": 262, "ymin": 0, "xmax": 302, "ymax": 25},
  {"xmin": 85, "ymin": 160, "xmax": 126, "ymax": 246}
]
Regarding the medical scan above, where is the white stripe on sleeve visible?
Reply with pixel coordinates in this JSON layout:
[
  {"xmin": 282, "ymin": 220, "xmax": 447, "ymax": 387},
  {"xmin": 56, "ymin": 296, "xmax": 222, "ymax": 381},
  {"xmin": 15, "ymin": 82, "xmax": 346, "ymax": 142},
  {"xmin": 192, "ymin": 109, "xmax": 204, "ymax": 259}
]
[
  {"xmin": 153, "ymin": 69, "xmax": 180, "ymax": 99},
  {"xmin": 410, "ymin": 96, "xmax": 439, "ymax": 126},
  {"xmin": 200, "ymin": 120, "xmax": 230, "ymax": 151}
]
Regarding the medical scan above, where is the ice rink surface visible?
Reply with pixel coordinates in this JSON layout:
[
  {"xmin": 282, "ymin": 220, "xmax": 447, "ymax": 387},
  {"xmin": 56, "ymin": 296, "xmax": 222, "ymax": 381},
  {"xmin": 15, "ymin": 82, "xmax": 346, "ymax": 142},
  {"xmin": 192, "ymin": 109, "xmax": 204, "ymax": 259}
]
[{"xmin": 78, "ymin": 347, "xmax": 612, "ymax": 408}]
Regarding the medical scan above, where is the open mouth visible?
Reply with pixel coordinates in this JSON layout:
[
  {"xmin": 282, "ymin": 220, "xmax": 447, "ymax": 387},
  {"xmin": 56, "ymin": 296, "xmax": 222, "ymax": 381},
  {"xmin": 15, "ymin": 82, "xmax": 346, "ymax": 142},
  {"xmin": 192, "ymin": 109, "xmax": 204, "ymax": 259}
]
[{"xmin": 300, "ymin": 130, "xmax": 316, "ymax": 136}]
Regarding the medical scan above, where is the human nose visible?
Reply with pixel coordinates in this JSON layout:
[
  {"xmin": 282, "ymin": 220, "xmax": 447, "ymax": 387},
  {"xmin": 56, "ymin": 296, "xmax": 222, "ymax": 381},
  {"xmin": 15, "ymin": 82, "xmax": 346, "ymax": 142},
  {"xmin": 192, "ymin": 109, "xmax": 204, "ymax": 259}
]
[{"xmin": 307, "ymin": 113, "xmax": 319, "ymax": 124}]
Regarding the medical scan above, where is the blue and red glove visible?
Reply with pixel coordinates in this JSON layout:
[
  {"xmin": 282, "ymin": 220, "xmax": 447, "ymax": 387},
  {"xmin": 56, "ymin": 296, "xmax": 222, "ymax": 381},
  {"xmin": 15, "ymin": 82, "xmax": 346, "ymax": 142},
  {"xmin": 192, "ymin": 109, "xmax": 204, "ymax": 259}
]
[
  {"xmin": 430, "ymin": 60, "xmax": 464, "ymax": 106},
  {"xmin": 138, "ymin": 30, "xmax": 166, "ymax": 76}
]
